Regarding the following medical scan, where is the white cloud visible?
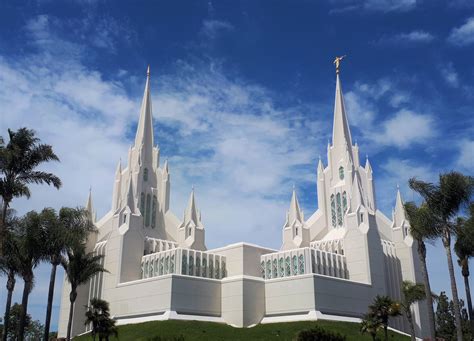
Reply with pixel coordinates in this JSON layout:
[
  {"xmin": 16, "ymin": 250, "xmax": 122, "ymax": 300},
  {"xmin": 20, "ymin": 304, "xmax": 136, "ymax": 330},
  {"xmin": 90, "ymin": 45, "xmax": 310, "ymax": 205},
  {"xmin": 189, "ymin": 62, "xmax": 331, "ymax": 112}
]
[
  {"xmin": 372, "ymin": 109, "xmax": 436, "ymax": 148},
  {"xmin": 456, "ymin": 139, "xmax": 474, "ymax": 171},
  {"xmin": 330, "ymin": 0, "xmax": 418, "ymax": 13},
  {"xmin": 201, "ymin": 19, "xmax": 234, "ymax": 40},
  {"xmin": 393, "ymin": 30, "xmax": 434, "ymax": 43},
  {"xmin": 439, "ymin": 62, "xmax": 459, "ymax": 88},
  {"xmin": 448, "ymin": 17, "xmax": 474, "ymax": 46}
]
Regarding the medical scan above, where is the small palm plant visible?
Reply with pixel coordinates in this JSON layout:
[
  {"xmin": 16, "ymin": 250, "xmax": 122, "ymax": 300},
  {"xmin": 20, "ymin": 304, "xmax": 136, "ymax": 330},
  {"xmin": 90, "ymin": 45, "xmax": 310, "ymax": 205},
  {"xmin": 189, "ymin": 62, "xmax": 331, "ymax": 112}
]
[
  {"xmin": 85, "ymin": 298, "xmax": 118, "ymax": 341},
  {"xmin": 0, "ymin": 128, "xmax": 61, "ymax": 255},
  {"xmin": 400, "ymin": 280, "xmax": 426, "ymax": 341},
  {"xmin": 360, "ymin": 313, "xmax": 382, "ymax": 341},
  {"xmin": 369, "ymin": 295, "xmax": 401, "ymax": 341},
  {"xmin": 62, "ymin": 245, "xmax": 107, "ymax": 340}
]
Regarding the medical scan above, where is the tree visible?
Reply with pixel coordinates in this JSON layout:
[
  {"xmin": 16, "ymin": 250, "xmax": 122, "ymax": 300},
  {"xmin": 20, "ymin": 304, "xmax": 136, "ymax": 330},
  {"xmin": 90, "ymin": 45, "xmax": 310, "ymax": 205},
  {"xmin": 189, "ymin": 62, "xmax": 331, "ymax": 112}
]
[
  {"xmin": 454, "ymin": 203, "xmax": 474, "ymax": 335},
  {"xmin": 360, "ymin": 313, "xmax": 382, "ymax": 341},
  {"xmin": 85, "ymin": 299, "xmax": 118, "ymax": 341},
  {"xmin": 5, "ymin": 303, "xmax": 31, "ymax": 341},
  {"xmin": 436, "ymin": 292, "xmax": 472, "ymax": 341},
  {"xmin": 41, "ymin": 207, "xmax": 95, "ymax": 341},
  {"xmin": 410, "ymin": 172, "xmax": 474, "ymax": 341},
  {"xmin": 404, "ymin": 201, "xmax": 440, "ymax": 339},
  {"xmin": 400, "ymin": 280, "xmax": 426, "ymax": 341},
  {"xmin": 62, "ymin": 245, "xmax": 106, "ymax": 340},
  {"xmin": 368, "ymin": 295, "xmax": 401, "ymax": 341},
  {"xmin": 0, "ymin": 128, "xmax": 61, "ymax": 256},
  {"xmin": 14, "ymin": 211, "xmax": 44, "ymax": 341},
  {"xmin": 0, "ymin": 210, "xmax": 21, "ymax": 341}
]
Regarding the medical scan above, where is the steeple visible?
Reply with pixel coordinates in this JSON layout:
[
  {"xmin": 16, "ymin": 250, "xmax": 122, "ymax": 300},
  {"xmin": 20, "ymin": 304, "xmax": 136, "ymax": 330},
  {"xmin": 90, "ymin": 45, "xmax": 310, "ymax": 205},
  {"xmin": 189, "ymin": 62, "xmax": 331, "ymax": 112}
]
[
  {"xmin": 126, "ymin": 175, "xmax": 135, "ymax": 213},
  {"xmin": 287, "ymin": 188, "xmax": 304, "ymax": 225},
  {"xmin": 332, "ymin": 73, "xmax": 353, "ymax": 150},
  {"xmin": 393, "ymin": 186, "xmax": 406, "ymax": 226},
  {"xmin": 134, "ymin": 65, "xmax": 154, "ymax": 164},
  {"xmin": 182, "ymin": 188, "xmax": 203, "ymax": 228},
  {"xmin": 85, "ymin": 188, "xmax": 95, "ymax": 223}
]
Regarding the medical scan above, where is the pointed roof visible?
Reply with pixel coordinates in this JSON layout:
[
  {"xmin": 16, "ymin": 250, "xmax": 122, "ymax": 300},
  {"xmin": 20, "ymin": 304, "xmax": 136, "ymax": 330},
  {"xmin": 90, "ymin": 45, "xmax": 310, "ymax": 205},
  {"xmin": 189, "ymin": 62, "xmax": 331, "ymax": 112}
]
[
  {"xmin": 85, "ymin": 188, "xmax": 94, "ymax": 221},
  {"xmin": 393, "ymin": 186, "xmax": 406, "ymax": 226},
  {"xmin": 182, "ymin": 188, "xmax": 202, "ymax": 227},
  {"xmin": 134, "ymin": 66, "xmax": 154, "ymax": 163},
  {"xmin": 288, "ymin": 188, "xmax": 304, "ymax": 224},
  {"xmin": 365, "ymin": 156, "xmax": 373, "ymax": 174},
  {"xmin": 126, "ymin": 175, "xmax": 135, "ymax": 212},
  {"xmin": 115, "ymin": 159, "xmax": 122, "ymax": 178},
  {"xmin": 317, "ymin": 157, "xmax": 324, "ymax": 174},
  {"xmin": 332, "ymin": 74, "xmax": 353, "ymax": 150}
]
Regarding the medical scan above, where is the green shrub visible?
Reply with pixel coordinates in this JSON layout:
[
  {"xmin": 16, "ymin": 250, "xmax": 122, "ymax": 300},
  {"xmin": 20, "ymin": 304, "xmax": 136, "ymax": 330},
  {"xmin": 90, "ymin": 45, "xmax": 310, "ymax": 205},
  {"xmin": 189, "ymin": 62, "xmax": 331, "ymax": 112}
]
[{"xmin": 296, "ymin": 325, "xmax": 346, "ymax": 341}]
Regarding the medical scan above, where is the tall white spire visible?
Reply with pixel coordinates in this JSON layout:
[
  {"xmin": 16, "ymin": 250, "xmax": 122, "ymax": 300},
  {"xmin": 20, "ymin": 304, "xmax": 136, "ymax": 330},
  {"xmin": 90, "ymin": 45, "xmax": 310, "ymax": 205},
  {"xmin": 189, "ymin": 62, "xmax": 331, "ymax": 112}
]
[
  {"xmin": 182, "ymin": 188, "xmax": 203, "ymax": 228},
  {"xmin": 332, "ymin": 74, "xmax": 353, "ymax": 150},
  {"xmin": 126, "ymin": 175, "xmax": 135, "ymax": 213},
  {"xmin": 287, "ymin": 188, "xmax": 304, "ymax": 225},
  {"xmin": 393, "ymin": 186, "xmax": 406, "ymax": 226},
  {"xmin": 134, "ymin": 65, "xmax": 154, "ymax": 164},
  {"xmin": 85, "ymin": 188, "xmax": 95, "ymax": 223}
]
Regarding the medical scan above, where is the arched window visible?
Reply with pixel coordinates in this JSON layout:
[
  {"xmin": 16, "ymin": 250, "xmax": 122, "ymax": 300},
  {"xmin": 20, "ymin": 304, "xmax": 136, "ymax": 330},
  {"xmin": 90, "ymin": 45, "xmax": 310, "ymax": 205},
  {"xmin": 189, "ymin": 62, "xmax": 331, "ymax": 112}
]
[
  {"xmin": 143, "ymin": 168, "xmax": 148, "ymax": 182},
  {"xmin": 188, "ymin": 227, "xmax": 192, "ymax": 237},
  {"xmin": 272, "ymin": 259, "xmax": 278, "ymax": 277},
  {"xmin": 170, "ymin": 255, "xmax": 175, "ymax": 273},
  {"xmin": 298, "ymin": 255, "xmax": 305, "ymax": 274},
  {"xmin": 261, "ymin": 261, "xmax": 265, "ymax": 278},
  {"xmin": 196, "ymin": 255, "xmax": 201, "ymax": 277},
  {"xmin": 140, "ymin": 193, "xmax": 145, "ymax": 217},
  {"xmin": 279, "ymin": 258, "xmax": 284, "ymax": 277},
  {"xmin": 151, "ymin": 195, "xmax": 157, "ymax": 228},
  {"xmin": 292, "ymin": 255, "xmax": 298, "ymax": 275},
  {"xmin": 215, "ymin": 259, "xmax": 220, "ymax": 279},
  {"xmin": 295, "ymin": 227, "xmax": 298, "ymax": 236},
  {"xmin": 202, "ymin": 257, "xmax": 207, "ymax": 277},
  {"xmin": 285, "ymin": 257, "xmax": 291, "ymax": 276},
  {"xmin": 266, "ymin": 260, "xmax": 272, "ymax": 279},
  {"xmin": 331, "ymin": 194, "xmax": 336, "ymax": 227},
  {"xmin": 159, "ymin": 257, "xmax": 164, "ymax": 275},
  {"xmin": 342, "ymin": 191, "xmax": 347, "ymax": 213},
  {"xmin": 336, "ymin": 193, "xmax": 343, "ymax": 226},
  {"xmin": 165, "ymin": 256, "xmax": 170, "ymax": 274},
  {"xmin": 145, "ymin": 194, "xmax": 151, "ymax": 227},
  {"xmin": 339, "ymin": 166, "xmax": 344, "ymax": 180}
]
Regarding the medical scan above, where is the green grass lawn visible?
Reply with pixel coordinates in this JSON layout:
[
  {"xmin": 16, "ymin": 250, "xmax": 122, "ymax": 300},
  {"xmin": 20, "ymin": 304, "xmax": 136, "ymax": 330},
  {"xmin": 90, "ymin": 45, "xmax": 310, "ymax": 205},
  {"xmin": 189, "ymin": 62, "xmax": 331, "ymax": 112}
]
[{"xmin": 74, "ymin": 319, "xmax": 410, "ymax": 340}]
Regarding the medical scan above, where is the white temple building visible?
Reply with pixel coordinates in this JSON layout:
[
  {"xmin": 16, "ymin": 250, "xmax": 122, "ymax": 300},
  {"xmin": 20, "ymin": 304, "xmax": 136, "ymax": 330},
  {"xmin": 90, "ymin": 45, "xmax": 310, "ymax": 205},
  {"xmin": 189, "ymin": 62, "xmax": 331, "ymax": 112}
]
[{"xmin": 58, "ymin": 65, "xmax": 430, "ymax": 338}]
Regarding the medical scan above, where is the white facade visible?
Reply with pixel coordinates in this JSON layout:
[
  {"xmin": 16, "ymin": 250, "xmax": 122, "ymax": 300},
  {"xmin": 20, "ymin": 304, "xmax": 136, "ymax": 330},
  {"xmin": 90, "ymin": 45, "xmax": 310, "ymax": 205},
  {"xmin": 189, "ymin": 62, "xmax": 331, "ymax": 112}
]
[{"xmin": 58, "ymin": 67, "xmax": 430, "ymax": 338}]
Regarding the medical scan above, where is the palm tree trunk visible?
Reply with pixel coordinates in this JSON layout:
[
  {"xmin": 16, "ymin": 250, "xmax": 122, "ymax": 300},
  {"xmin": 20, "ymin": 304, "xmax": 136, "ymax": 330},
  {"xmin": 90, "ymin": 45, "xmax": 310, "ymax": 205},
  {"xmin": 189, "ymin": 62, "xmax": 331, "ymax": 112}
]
[
  {"xmin": 2, "ymin": 270, "xmax": 15, "ymax": 341},
  {"xmin": 461, "ymin": 261, "xmax": 474, "ymax": 335},
  {"xmin": 0, "ymin": 199, "xmax": 9, "ymax": 256},
  {"xmin": 18, "ymin": 278, "xmax": 32, "ymax": 341},
  {"xmin": 383, "ymin": 324, "xmax": 388, "ymax": 341},
  {"xmin": 406, "ymin": 308, "xmax": 416, "ymax": 341},
  {"xmin": 443, "ymin": 230, "xmax": 463, "ymax": 341},
  {"xmin": 417, "ymin": 239, "xmax": 436, "ymax": 339},
  {"xmin": 66, "ymin": 289, "xmax": 77, "ymax": 341},
  {"xmin": 43, "ymin": 262, "xmax": 57, "ymax": 341}
]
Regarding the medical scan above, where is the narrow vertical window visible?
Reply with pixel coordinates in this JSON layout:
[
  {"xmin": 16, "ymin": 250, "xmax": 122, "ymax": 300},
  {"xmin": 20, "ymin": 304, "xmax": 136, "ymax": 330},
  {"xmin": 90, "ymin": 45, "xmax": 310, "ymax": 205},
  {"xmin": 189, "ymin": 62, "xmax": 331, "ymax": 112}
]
[
  {"xmin": 331, "ymin": 194, "xmax": 336, "ymax": 227},
  {"xmin": 292, "ymin": 255, "xmax": 298, "ymax": 275},
  {"xmin": 272, "ymin": 259, "xmax": 278, "ymax": 277},
  {"xmin": 145, "ymin": 194, "xmax": 151, "ymax": 226},
  {"xmin": 140, "ymin": 193, "xmax": 145, "ymax": 217},
  {"xmin": 266, "ymin": 260, "xmax": 272, "ymax": 279},
  {"xmin": 279, "ymin": 258, "xmax": 284, "ymax": 277},
  {"xmin": 202, "ymin": 258, "xmax": 207, "ymax": 278},
  {"xmin": 151, "ymin": 195, "xmax": 157, "ymax": 228},
  {"xmin": 261, "ymin": 261, "xmax": 265, "ymax": 278},
  {"xmin": 298, "ymin": 254, "xmax": 305, "ymax": 274},
  {"xmin": 189, "ymin": 255, "xmax": 194, "ymax": 275},
  {"xmin": 295, "ymin": 227, "xmax": 298, "ymax": 236},
  {"xmin": 337, "ymin": 193, "xmax": 343, "ymax": 226},
  {"xmin": 215, "ymin": 259, "xmax": 220, "ymax": 279},
  {"xmin": 170, "ymin": 255, "xmax": 175, "ymax": 273},
  {"xmin": 196, "ymin": 255, "xmax": 201, "ymax": 277},
  {"xmin": 285, "ymin": 257, "xmax": 291, "ymax": 276},
  {"xmin": 339, "ymin": 166, "xmax": 344, "ymax": 180},
  {"xmin": 165, "ymin": 256, "xmax": 170, "ymax": 274},
  {"xmin": 143, "ymin": 168, "xmax": 148, "ymax": 182},
  {"xmin": 342, "ymin": 191, "xmax": 347, "ymax": 213}
]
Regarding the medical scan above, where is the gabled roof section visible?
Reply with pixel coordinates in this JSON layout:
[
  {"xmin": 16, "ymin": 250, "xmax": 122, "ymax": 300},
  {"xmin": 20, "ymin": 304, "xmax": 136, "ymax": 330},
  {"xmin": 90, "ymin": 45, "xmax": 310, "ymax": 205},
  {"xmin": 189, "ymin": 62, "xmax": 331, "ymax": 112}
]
[
  {"xmin": 134, "ymin": 66, "xmax": 154, "ymax": 163},
  {"xmin": 332, "ymin": 74, "xmax": 353, "ymax": 152}
]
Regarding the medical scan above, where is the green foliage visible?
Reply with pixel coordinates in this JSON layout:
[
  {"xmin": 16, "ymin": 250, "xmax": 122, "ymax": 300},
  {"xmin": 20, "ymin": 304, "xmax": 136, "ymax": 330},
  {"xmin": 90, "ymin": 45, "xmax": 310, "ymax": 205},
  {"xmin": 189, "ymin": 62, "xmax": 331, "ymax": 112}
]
[
  {"xmin": 436, "ymin": 291, "xmax": 472, "ymax": 341},
  {"xmin": 4, "ymin": 303, "xmax": 44, "ymax": 341},
  {"xmin": 360, "ymin": 313, "xmax": 382, "ymax": 340},
  {"xmin": 401, "ymin": 281, "xmax": 426, "ymax": 309},
  {"xmin": 296, "ymin": 325, "xmax": 346, "ymax": 341},
  {"xmin": 74, "ymin": 320, "xmax": 410, "ymax": 341},
  {"xmin": 365, "ymin": 295, "xmax": 401, "ymax": 341},
  {"xmin": 85, "ymin": 298, "xmax": 118, "ymax": 341}
]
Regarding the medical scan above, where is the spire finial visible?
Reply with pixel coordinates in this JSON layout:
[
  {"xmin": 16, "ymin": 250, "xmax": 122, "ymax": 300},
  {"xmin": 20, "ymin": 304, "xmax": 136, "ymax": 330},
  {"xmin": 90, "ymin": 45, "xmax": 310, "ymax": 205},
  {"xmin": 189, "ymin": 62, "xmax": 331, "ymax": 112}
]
[
  {"xmin": 147, "ymin": 65, "xmax": 150, "ymax": 77},
  {"xmin": 333, "ymin": 55, "xmax": 346, "ymax": 74},
  {"xmin": 292, "ymin": 183, "xmax": 295, "ymax": 191},
  {"xmin": 397, "ymin": 183, "xmax": 400, "ymax": 190}
]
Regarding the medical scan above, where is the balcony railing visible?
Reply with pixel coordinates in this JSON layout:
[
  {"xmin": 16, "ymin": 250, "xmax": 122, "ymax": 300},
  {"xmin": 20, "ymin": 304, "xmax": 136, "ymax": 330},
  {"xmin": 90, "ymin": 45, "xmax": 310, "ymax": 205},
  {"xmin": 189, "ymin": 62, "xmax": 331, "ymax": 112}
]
[{"xmin": 260, "ymin": 247, "xmax": 348, "ymax": 280}]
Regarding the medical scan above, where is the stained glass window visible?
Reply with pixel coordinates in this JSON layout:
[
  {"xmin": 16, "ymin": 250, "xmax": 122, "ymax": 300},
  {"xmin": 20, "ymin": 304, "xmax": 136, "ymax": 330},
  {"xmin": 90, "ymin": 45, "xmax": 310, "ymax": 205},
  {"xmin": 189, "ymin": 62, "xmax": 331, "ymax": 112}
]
[
  {"xmin": 261, "ymin": 261, "xmax": 265, "ymax": 278},
  {"xmin": 165, "ymin": 256, "xmax": 169, "ymax": 274},
  {"xmin": 266, "ymin": 260, "xmax": 272, "ymax": 279},
  {"xmin": 331, "ymin": 194, "xmax": 336, "ymax": 227},
  {"xmin": 279, "ymin": 258, "xmax": 284, "ymax": 277},
  {"xmin": 143, "ymin": 168, "xmax": 148, "ymax": 182},
  {"xmin": 339, "ymin": 166, "xmax": 344, "ymax": 180},
  {"xmin": 298, "ymin": 254, "xmax": 305, "ymax": 274},
  {"xmin": 215, "ymin": 259, "xmax": 220, "ymax": 279},
  {"xmin": 202, "ymin": 258, "xmax": 207, "ymax": 277},
  {"xmin": 196, "ymin": 255, "xmax": 201, "ymax": 277},
  {"xmin": 285, "ymin": 257, "xmax": 291, "ymax": 276},
  {"xmin": 272, "ymin": 259, "xmax": 278, "ymax": 277},
  {"xmin": 292, "ymin": 255, "xmax": 298, "ymax": 275},
  {"xmin": 342, "ymin": 191, "xmax": 347, "ymax": 213},
  {"xmin": 189, "ymin": 255, "xmax": 194, "ymax": 275},
  {"xmin": 182, "ymin": 252, "xmax": 187, "ymax": 275},
  {"xmin": 170, "ymin": 255, "xmax": 175, "ymax": 273},
  {"xmin": 140, "ymin": 193, "xmax": 145, "ymax": 217},
  {"xmin": 145, "ymin": 194, "xmax": 151, "ymax": 227},
  {"xmin": 209, "ymin": 259, "xmax": 214, "ymax": 278},
  {"xmin": 151, "ymin": 195, "xmax": 157, "ymax": 228},
  {"xmin": 149, "ymin": 260, "xmax": 154, "ymax": 277},
  {"xmin": 336, "ymin": 192, "xmax": 343, "ymax": 226},
  {"xmin": 159, "ymin": 257, "xmax": 164, "ymax": 275}
]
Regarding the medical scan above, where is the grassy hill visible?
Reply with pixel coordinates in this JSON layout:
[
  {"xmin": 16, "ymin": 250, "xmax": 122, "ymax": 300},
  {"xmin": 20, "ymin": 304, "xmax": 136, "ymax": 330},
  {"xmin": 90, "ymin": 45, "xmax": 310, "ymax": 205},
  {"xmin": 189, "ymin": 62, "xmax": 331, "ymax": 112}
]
[{"xmin": 74, "ymin": 319, "xmax": 410, "ymax": 340}]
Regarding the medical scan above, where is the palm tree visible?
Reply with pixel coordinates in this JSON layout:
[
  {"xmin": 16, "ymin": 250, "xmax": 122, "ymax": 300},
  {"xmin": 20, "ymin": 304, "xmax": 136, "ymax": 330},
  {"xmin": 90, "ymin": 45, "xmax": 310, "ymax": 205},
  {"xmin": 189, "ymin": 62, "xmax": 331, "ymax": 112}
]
[
  {"xmin": 0, "ymin": 223, "xmax": 21, "ymax": 341},
  {"xmin": 62, "ymin": 245, "xmax": 106, "ymax": 340},
  {"xmin": 369, "ymin": 295, "xmax": 401, "ymax": 341},
  {"xmin": 85, "ymin": 298, "xmax": 118, "ymax": 341},
  {"xmin": 41, "ymin": 207, "xmax": 95, "ymax": 341},
  {"xmin": 14, "ymin": 210, "xmax": 44, "ymax": 341},
  {"xmin": 404, "ymin": 201, "xmax": 440, "ymax": 338},
  {"xmin": 410, "ymin": 172, "xmax": 473, "ymax": 341},
  {"xmin": 400, "ymin": 280, "xmax": 426, "ymax": 341},
  {"xmin": 360, "ymin": 313, "xmax": 382, "ymax": 341},
  {"xmin": 454, "ymin": 203, "xmax": 474, "ymax": 335},
  {"xmin": 0, "ymin": 127, "xmax": 61, "ymax": 256}
]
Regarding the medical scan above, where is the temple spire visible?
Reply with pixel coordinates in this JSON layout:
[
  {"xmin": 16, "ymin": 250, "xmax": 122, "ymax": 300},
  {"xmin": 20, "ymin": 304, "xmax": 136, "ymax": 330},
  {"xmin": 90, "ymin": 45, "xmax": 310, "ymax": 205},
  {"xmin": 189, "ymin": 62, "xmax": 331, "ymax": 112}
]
[
  {"xmin": 288, "ymin": 188, "xmax": 304, "ymax": 224},
  {"xmin": 183, "ymin": 188, "xmax": 202, "ymax": 227},
  {"xmin": 134, "ymin": 65, "xmax": 154, "ymax": 163},
  {"xmin": 393, "ymin": 186, "xmax": 406, "ymax": 226},
  {"xmin": 85, "ymin": 188, "xmax": 95, "ymax": 222},
  {"xmin": 332, "ymin": 73, "xmax": 353, "ymax": 149}
]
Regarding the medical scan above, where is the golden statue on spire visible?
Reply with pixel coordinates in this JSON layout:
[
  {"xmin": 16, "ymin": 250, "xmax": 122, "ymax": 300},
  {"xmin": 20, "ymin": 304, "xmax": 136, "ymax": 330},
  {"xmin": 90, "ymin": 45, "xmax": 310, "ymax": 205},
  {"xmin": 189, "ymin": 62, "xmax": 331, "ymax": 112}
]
[{"xmin": 333, "ymin": 55, "xmax": 346, "ymax": 74}]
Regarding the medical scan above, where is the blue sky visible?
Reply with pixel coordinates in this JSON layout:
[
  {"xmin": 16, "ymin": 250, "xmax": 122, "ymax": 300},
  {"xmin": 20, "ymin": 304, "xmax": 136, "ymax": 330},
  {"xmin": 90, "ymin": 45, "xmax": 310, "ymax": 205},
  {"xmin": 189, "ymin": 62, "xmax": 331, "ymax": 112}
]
[{"xmin": 0, "ymin": 0, "xmax": 473, "ymax": 332}]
